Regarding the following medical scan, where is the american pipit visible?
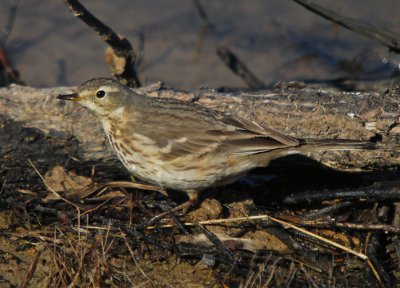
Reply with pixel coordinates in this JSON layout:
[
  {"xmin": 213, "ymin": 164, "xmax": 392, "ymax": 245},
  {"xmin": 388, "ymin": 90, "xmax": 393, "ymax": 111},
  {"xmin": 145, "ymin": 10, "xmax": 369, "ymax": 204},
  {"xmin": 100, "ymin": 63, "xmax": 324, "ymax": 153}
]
[{"xmin": 58, "ymin": 78, "xmax": 373, "ymax": 208}]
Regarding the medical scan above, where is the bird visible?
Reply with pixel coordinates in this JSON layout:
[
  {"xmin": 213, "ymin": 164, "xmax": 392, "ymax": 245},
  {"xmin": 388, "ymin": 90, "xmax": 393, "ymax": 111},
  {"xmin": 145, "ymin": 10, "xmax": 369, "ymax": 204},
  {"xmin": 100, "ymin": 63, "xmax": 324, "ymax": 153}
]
[{"xmin": 58, "ymin": 78, "xmax": 374, "ymax": 210}]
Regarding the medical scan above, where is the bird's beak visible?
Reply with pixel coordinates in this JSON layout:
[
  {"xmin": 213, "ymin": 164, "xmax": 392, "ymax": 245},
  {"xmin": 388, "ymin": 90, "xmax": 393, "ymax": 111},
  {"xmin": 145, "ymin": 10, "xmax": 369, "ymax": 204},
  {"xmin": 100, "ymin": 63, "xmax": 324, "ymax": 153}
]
[{"xmin": 57, "ymin": 92, "xmax": 81, "ymax": 101}]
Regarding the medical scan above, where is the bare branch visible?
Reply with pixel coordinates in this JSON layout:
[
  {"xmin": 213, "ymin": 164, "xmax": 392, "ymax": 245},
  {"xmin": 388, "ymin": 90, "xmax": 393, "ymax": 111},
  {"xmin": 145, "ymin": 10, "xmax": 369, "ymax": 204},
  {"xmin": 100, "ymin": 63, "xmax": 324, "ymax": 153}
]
[
  {"xmin": 217, "ymin": 46, "xmax": 266, "ymax": 89},
  {"xmin": 62, "ymin": 0, "xmax": 141, "ymax": 87},
  {"xmin": 0, "ymin": 0, "xmax": 20, "ymax": 44},
  {"xmin": 293, "ymin": 0, "xmax": 400, "ymax": 53}
]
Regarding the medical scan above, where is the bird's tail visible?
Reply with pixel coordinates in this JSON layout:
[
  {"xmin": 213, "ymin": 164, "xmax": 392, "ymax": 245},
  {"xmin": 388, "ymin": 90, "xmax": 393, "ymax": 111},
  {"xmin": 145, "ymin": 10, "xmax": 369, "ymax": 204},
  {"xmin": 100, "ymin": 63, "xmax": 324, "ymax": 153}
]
[
  {"xmin": 296, "ymin": 138, "xmax": 377, "ymax": 153},
  {"xmin": 252, "ymin": 138, "xmax": 377, "ymax": 167}
]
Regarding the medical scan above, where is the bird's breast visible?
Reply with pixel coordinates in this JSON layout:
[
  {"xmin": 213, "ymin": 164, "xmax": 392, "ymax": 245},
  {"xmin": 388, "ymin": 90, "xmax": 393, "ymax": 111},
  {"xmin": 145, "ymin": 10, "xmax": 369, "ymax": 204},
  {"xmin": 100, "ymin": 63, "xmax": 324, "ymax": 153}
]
[
  {"xmin": 101, "ymin": 120, "xmax": 259, "ymax": 191},
  {"xmin": 102, "ymin": 121, "xmax": 166, "ymax": 181}
]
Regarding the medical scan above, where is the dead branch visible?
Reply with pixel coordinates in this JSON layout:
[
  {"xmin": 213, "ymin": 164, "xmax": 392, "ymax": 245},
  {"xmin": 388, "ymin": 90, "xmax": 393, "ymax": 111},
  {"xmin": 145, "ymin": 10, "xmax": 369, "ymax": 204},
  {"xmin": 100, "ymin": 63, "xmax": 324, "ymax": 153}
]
[
  {"xmin": 62, "ymin": 0, "xmax": 141, "ymax": 87},
  {"xmin": 280, "ymin": 215, "xmax": 400, "ymax": 234},
  {"xmin": 0, "ymin": 0, "xmax": 23, "ymax": 86},
  {"xmin": 293, "ymin": 0, "xmax": 400, "ymax": 53},
  {"xmin": 193, "ymin": 0, "xmax": 213, "ymax": 63},
  {"xmin": 217, "ymin": 46, "xmax": 266, "ymax": 88},
  {"xmin": 0, "ymin": 0, "xmax": 20, "ymax": 44},
  {"xmin": 284, "ymin": 182, "xmax": 400, "ymax": 205},
  {"xmin": 193, "ymin": 0, "xmax": 211, "ymax": 26}
]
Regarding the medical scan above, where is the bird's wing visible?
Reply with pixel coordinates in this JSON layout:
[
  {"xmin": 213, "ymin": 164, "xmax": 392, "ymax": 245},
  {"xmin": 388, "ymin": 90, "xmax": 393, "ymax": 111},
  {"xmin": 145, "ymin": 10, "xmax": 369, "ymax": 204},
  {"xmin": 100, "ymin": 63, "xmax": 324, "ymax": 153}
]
[
  {"xmin": 216, "ymin": 113, "xmax": 299, "ymax": 155},
  {"xmin": 126, "ymin": 99, "xmax": 299, "ymax": 161}
]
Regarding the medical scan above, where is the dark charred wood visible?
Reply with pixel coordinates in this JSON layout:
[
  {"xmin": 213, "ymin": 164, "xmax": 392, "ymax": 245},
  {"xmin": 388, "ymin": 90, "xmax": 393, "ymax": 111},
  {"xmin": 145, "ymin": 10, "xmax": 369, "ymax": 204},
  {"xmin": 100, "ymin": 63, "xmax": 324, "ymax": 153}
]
[{"xmin": 284, "ymin": 182, "xmax": 400, "ymax": 205}]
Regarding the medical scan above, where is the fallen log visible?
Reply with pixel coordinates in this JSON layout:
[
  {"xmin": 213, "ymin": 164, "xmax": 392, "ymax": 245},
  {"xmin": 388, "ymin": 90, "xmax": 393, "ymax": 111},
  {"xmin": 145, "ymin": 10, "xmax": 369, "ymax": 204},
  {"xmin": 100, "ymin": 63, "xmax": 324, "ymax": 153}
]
[{"xmin": 0, "ymin": 82, "xmax": 399, "ymax": 191}]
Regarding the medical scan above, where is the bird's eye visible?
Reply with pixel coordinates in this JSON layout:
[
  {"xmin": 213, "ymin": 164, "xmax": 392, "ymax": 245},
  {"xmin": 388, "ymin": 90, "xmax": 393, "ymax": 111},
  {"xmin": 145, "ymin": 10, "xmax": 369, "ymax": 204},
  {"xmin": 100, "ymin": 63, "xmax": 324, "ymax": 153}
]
[{"xmin": 96, "ymin": 90, "xmax": 106, "ymax": 98}]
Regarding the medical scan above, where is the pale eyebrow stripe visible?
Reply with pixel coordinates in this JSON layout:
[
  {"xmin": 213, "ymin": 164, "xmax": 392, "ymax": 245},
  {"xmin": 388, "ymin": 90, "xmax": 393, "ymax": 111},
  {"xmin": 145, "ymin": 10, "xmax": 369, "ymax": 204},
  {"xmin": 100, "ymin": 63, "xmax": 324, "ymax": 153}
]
[{"xmin": 98, "ymin": 86, "xmax": 119, "ymax": 93}]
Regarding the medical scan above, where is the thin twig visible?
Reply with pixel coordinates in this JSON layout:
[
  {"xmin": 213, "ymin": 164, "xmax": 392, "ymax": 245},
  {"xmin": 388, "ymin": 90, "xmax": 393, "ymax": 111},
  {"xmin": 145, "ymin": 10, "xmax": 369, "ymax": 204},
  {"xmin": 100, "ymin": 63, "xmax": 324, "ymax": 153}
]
[
  {"xmin": 0, "ymin": 0, "xmax": 23, "ymax": 86},
  {"xmin": 293, "ymin": 0, "xmax": 400, "ymax": 53},
  {"xmin": 20, "ymin": 248, "xmax": 42, "ymax": 288},
  {"xmin": 80, "ymin": 198, "xmax": 112, "ymax": 217},
  {"xmin": 121, "ymin": 231, "xmax": 154, "ymax": 283},
  {"xmin": 0, "ymin": 0, "xmax": 20, "ymax": 44},
  {"xmin": 300, "ymin": 201, "xmax": 353, "ymax": 220},
  {"xmin": 193, "ymin": 0, "xmax": 210, "ymax": 25},
  {"xmin": 28, "ymin": 159, "xmax": 78, "ymax": 209},
  {"xmin": 81, "ymin": 180, "xmax": 168, "ymax": 198},
  {"xmin": 279, "ymin": 215, "xmax": 400, "ymax": 234},
  {"xmin": 192, "ymin": 0, "xmax": 213, "ymax": 62},
  {"xmin": 265, "ymin": 215, "xmax": 368, "ymax": 260},
  {"xmin": 28, "ymin": 159, "xmax": 82, "ymax": 239},
  {"xmin": 135, "ymin": 31, "xmax": 145, "ymax": 68},
  {"xmin": 197, "ymin": 224, "xmax": 236, "ymax": 260},
  {"xmin": 217, "ymin": 45, "xmax": 266, "ymax": 89}
]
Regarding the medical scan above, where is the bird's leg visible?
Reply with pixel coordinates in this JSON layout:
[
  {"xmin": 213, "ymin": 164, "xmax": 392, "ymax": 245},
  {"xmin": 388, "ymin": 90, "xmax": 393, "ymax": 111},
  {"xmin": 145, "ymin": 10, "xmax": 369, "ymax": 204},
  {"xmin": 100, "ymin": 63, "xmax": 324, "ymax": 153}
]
[
  {"xmin": 172, "ymin": 191, "xmax": 199, "ymax": 213},
  {"xmin": 145, "ymin": 191, "xmax": 199, "ymax": 226}
]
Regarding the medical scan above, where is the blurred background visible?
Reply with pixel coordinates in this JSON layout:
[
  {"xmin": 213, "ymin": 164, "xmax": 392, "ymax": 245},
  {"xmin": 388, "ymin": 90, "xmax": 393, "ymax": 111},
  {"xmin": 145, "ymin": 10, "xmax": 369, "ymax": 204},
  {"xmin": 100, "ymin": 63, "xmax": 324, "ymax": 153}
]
[{"xmin": 0, "ymin": 0, "xmax": 399, "ymax": 89}]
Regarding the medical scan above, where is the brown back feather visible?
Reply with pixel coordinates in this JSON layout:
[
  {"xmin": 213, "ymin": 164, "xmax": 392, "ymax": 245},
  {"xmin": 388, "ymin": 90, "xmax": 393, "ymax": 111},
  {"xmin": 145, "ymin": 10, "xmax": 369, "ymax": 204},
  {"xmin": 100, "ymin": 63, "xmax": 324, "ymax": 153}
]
[{"xmin": 121, "ymin": 97, "xmax": 300, "ymax": 161}]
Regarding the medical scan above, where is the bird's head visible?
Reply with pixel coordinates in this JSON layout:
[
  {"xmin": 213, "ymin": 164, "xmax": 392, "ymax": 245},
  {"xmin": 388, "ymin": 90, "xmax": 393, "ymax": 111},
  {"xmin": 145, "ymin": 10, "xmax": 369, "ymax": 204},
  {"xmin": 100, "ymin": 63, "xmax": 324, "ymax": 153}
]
[{"xmin": 58, "ymin": 78, "xmax": 133, "ymax": 117}]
